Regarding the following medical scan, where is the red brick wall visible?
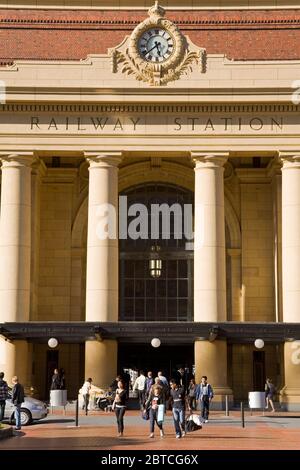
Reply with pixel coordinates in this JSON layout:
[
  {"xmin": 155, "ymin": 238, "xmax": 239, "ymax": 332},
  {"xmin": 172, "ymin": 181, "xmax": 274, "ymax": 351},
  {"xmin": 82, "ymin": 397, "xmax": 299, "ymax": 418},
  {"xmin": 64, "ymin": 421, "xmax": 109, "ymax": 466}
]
[{"xmin": 1, "ymin": 9, "xmax": 300, "ymax": 63}]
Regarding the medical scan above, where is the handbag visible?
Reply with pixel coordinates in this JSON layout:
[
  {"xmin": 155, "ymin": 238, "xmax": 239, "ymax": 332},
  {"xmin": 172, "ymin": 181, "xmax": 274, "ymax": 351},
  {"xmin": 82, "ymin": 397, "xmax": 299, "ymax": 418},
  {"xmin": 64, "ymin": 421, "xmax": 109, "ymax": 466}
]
[
  {"xmin": 142, "ymin": 408, "xmax": 150, "ymax": 420},
  {"xmin": 157, "ymin": 404, "xmax": 165, "ymax": 424}
]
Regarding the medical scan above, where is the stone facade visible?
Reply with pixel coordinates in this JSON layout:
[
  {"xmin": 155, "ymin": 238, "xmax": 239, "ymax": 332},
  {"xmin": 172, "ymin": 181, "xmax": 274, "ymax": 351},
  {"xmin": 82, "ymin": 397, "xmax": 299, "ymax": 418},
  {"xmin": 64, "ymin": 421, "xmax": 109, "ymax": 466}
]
[{"xmin": 0, "ymin": 2, "xmax": 300, "ymax": 409}]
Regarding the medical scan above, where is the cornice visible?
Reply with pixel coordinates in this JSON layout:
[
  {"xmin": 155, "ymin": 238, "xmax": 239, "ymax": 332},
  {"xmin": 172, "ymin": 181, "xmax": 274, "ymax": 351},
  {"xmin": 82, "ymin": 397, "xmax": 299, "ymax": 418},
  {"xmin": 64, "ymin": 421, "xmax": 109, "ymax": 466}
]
[
  {"xmin": 0, "ymin": 103, "xmax": 300, "ymax": 114},
  {"xmin": 1, "ymin": 12, "xmax": 300, "ymax": 29}
]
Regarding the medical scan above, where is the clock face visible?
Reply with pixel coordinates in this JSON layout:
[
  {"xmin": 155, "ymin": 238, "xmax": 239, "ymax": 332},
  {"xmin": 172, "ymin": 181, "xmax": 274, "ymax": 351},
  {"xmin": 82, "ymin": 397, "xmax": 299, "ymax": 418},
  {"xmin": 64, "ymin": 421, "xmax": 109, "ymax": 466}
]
[{"xmin": 138, "ymin": 28, "xmax": 175, "ymax": 63}]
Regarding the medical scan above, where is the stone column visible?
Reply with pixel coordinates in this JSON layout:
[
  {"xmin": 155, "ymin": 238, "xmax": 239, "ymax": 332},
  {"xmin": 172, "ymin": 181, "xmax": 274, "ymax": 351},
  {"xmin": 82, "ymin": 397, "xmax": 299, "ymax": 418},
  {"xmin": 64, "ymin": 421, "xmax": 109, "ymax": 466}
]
[
  {"xmin": 192, "ymin": 153, "xmax": 232, "ymax": 408},
  {"xmin": 281, "ymin": 155, "xmax": 300, "ymax": 410},
  {"xmin": 0, "ymin": 153, "xmax": 34, "ymax": 385},
  {"xmin": 192, "ymin": 153, "xmax": 228, "ymax": 322},
  {"xmin": 0, "ymin": 154, "xmax": 34, "ymax": 321},
  {"xmin": 84, "ymin": 152, "xmax": 122, "ymax": 388}
]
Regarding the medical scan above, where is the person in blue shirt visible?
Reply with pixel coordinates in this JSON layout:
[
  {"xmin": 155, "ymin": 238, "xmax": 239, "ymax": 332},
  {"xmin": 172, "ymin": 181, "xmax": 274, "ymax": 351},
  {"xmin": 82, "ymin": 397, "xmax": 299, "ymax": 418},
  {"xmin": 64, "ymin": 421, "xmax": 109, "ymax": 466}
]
[{"xmin": 195, "ymin": 376, "xmax": 214, "ymax": 423}]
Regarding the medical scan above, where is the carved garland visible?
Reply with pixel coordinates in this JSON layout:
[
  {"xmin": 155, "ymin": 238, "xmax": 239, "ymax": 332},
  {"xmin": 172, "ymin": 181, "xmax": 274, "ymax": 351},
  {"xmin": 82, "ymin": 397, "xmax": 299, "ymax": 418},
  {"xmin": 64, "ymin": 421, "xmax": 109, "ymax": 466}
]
[{"xmin": 110, "ymin": 2, "xmax": 206, "ymax": 86}]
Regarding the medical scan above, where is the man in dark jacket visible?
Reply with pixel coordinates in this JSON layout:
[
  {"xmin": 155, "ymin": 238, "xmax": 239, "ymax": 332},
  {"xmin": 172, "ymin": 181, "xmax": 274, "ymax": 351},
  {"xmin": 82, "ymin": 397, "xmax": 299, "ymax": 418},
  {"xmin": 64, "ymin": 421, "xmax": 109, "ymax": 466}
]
[
  {"xmin": 0, "ymin": 372, "xmax": 9, "ymax": 423},
  {"xmin": 12, "ymin": 376, "xmax": 24, "ymax": 430},
  {"xmin": 50, "ymin": 369, "xmax": 61, "ymax": 391},
  {"xmin": 173, "ymin": 367, "xmax": 190, "ymax": 393}
]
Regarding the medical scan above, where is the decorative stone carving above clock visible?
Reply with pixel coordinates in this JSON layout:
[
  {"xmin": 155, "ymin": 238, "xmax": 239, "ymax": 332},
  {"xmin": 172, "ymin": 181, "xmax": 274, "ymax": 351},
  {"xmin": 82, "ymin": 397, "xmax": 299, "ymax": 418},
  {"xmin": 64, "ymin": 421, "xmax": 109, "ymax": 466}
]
[{"xmin": 109, "ymin": 2, "xmax": 206, "ymax": 86}]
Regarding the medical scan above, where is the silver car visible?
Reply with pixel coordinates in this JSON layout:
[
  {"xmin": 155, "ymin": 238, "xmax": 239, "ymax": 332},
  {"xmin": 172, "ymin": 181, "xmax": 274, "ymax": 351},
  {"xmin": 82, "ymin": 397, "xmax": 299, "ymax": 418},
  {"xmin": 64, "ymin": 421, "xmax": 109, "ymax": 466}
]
[{"xmin": 5, "ymin": 392, "xmax": 48, "ymax": 426}]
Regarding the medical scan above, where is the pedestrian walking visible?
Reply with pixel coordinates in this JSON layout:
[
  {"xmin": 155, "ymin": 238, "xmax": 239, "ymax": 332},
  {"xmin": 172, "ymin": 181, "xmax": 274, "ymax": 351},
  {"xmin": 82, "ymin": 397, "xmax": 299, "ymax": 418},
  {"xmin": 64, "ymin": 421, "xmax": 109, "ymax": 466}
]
[
  {"xmin": 81, "ymin": 377, "xmax": 92, "ymax": 413},
  {"xmin": 11, "ymin": 376, "xmax": 24, "ymax": 430},
  {"xmin": 169, "ymin": 379, "xmax": 186, "ymax": 439},
  {"xmin": 187, "ymin": 378, "xmax": 197, "ymax": 413},
  {"xmin": 196, "ymin": 376, "xmax": 214, "ymax": 423},
  {"xmin": 112, "ymin": 380, "xmax": 127, "ymax": 437},
  {"xmin": 133, "ymin": 370, "xmax": 146, "ymax": 410},
  {"xmin": 144, "ymin": 385, "xmax": 165, "ymax": 438},
  {"xmin": 265, "ymin": 378, "xmax": 276, "ymax": 412},
  {"xmin": 145, "ymin": 371, "xmax": 154, "ymax": 399},
  {"xmin": 0, "ymin": 372, "xmax": 9, "ymax": 423},
  {"xmin": 156, "ymin": 371, "xmax": 168, "ymax": 387}
]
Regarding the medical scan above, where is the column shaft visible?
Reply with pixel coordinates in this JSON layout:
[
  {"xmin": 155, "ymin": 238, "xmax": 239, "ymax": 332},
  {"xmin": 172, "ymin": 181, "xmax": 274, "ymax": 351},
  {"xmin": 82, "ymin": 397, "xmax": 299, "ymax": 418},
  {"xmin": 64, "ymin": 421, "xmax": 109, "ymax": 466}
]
[
  {"xmin": 193, "ymin": 154, "xmax": 227, "ymax": 321},
  {"xmin": 0, "ymin": 154, "xmax": 34, "ymax": 322},
  {"xmin": 85, "ymin": 340, "xmax": 117, "ymax": 389},
  {"xmin": 85, "ymin": 153, "xmax": 122, "ymax": 322},
  {"xmin": 281, "ymin": 156, "xmax": 300, "ymax": 410},
  {"xmin": 282, "ymin": 156, "xmax": 300, "ymax": 322}
]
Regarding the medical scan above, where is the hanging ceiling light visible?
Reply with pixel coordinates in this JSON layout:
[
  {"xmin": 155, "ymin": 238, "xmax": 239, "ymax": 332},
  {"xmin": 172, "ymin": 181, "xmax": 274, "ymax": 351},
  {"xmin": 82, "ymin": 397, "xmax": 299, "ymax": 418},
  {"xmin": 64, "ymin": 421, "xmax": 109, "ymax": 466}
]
[{"xmin": 149, "ymin": 245, "xmax": 162, "ymax": 278}]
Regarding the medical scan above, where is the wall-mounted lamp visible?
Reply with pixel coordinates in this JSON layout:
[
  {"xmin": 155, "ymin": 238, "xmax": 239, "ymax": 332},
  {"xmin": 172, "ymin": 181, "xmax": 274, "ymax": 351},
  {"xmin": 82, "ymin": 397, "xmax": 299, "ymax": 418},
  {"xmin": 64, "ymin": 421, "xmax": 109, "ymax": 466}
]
[
  {"xmin": 209, "ymin": 326, "xmax": 219, "ymax": 342},
  {"xmin": 149, "ymin": 245, "xmax": 162, "ymax": 278}
]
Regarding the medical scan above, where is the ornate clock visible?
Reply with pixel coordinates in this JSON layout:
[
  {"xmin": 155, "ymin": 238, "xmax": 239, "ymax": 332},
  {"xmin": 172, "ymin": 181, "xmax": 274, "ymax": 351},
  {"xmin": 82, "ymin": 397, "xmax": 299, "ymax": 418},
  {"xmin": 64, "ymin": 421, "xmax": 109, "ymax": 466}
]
[
  {"xmin": 137, "ymin": 27, "xmax": 175, "ymax": 63},
  {"xmin": 109, "ymin": 2, "xmax": 206, "ymax": 86}
]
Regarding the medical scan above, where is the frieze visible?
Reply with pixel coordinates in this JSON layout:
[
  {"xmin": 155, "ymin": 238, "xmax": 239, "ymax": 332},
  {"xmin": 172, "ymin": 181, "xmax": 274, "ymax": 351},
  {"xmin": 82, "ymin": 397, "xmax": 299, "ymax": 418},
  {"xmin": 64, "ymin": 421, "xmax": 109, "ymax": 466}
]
[
  {"xmin": 0, "ymin": 112, "xmax": 295, "ymax": 135},
  {"xmin": 27, "ymin": 114, "xmax": 285, "ymax": 134}
]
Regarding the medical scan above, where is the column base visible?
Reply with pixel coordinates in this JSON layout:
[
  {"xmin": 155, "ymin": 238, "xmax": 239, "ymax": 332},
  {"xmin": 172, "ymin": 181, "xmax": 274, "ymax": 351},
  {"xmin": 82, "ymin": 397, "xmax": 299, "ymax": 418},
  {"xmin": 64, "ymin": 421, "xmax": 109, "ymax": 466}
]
[
  {"xmin": 211, "ymin": 387, "xmax": 234, "ymax": 410},
  {"xmin": 194, "ymin": 340, "xmax": 233, "ymax": 410},
  {"xmin": 85, "ymin": 339, "xmax": 117, "ymax": 389},
  {"xmin": 280, "ymin": 387, "xmax": 300, "ymax": 411},
  {"xmin": 0, "ymin": 337, "xmax": 31, "ymax": 387}
]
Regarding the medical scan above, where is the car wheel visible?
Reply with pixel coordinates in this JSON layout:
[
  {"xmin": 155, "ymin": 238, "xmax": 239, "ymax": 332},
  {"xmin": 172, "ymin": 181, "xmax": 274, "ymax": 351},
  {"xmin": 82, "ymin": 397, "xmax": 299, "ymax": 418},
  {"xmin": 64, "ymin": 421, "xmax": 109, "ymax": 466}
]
[{"xmin": 20, "ymin": 409, "xmax": 32, "ymax": 426}]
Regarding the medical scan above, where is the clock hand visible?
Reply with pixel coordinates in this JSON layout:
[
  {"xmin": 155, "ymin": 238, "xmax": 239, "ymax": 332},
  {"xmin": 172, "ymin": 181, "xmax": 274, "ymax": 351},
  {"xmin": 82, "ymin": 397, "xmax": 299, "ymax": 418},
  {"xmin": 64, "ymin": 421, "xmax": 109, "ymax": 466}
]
[{"xmin": 144, "ymin": 41, "xmax": 161, "ymax": 56}]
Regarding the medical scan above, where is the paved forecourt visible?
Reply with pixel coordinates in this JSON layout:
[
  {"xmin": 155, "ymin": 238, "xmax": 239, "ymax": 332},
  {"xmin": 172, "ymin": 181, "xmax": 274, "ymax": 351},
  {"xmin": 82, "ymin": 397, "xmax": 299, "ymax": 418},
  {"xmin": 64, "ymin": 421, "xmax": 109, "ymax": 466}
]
[{"xmin": 1, "ymin": 410, "xmax": 300, "ymax": 450}]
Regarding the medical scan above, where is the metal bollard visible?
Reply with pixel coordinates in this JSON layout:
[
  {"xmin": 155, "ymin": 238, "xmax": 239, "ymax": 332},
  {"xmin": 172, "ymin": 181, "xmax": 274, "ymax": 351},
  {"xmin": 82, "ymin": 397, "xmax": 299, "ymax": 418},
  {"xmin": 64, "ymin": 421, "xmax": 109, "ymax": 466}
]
[
  {"xmin": 75, "ymin": 399, "xmax": 79, "ymax": 427},
  {"xmin": 225, "ymin": 395, "xmax": 229, "ymax": 416},
  {"xmin": 241, "ymin": 401, "xmax": 245, "ymax": 428}
]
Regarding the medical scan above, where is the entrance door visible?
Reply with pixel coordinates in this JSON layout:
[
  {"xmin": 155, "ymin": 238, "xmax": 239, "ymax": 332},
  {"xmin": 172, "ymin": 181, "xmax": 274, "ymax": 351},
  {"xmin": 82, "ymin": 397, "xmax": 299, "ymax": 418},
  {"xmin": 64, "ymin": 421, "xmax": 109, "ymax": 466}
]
[
  {"xmin": 118, "ymin": 342, "xmax": 194, "ymax": 379},
  {"xmin": 253, "ymin": 351, "xmax": 265, "ymax": 391}
]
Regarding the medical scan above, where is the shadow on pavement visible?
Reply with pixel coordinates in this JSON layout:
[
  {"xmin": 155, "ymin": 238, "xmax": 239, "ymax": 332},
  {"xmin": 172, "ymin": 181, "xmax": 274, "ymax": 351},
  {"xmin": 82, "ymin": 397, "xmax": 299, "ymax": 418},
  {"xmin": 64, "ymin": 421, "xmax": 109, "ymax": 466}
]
[{"xmin": 31, "ymin": 419, "xmax": 75, "ymax": 425}]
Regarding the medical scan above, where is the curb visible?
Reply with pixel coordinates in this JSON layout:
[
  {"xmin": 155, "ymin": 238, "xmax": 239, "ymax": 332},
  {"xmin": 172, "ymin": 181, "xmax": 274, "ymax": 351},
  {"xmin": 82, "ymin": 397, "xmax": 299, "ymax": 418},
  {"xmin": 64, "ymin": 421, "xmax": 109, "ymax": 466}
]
[{"xmin": 0, "ymin": 425, "xmax": 13, "ymax": 440}]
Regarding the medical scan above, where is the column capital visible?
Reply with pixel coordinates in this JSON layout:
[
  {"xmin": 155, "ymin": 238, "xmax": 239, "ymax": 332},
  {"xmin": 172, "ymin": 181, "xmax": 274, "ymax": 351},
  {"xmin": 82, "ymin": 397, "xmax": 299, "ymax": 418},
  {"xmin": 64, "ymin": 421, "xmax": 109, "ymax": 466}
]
[
  {"xmin": 84, "ymin": 152, "xmax": 123, "ymax": 169},
  {"xmin": 279, "ymin": 153, "xmax": 300, "ymax": 170},
  {"xmin": 191, "ymin": 152, "xmax": 229, "ymax": 169},
  {"xmin": 0, "ymin": 152, "xmax": 35, "ymax": 169}
]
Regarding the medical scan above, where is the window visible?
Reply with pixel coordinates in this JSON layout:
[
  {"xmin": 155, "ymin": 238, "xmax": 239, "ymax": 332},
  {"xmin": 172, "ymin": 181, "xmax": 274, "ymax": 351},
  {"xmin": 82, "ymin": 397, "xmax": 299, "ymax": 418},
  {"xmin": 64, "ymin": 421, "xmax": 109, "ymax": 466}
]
[{"xmin": 119, "ymin": 184, "xmax": 194, "ymax": 321}]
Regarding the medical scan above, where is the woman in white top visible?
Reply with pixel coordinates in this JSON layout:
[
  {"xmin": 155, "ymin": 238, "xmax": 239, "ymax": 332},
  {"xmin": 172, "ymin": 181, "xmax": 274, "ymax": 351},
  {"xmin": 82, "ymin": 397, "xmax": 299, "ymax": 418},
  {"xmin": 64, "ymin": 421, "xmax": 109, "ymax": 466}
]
[{"xmin": 81, "ymin": 378, "xmax": 92, "ymax": 413}]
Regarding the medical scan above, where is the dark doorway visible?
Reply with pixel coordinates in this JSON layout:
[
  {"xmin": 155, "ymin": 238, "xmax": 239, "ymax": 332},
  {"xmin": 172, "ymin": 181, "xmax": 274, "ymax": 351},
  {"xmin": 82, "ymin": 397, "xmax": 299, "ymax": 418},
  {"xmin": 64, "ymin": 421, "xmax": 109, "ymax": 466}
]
[
  {"xmin": 118, "ymin": 342, "xmax": 194, "ymax": 379},
  {"xmin": 253, "ymin": 351, "xmax": 265, "ymax": 391},
  {"xmin": 45, "ymin": 350, "xmax": 59, "ymax": 398}
]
